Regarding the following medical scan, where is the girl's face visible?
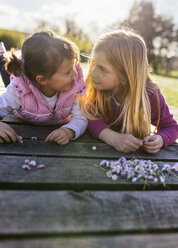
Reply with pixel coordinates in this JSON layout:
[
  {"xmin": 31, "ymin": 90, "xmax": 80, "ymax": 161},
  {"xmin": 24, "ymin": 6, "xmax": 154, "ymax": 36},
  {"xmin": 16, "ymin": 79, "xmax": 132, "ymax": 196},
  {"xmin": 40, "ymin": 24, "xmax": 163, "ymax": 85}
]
[
  {"xmin": 39, "ymin": 59, "xmax": 77, "ymax": 97},
  {"xmin": 91, "ymin": 52, "xmax": 119, "ymax": 91}
]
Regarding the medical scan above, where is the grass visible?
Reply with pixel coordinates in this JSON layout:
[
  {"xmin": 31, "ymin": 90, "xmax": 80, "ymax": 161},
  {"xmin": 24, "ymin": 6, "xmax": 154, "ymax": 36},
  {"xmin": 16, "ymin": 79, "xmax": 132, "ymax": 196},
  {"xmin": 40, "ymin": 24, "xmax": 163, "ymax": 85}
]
[{"xmin": 150, "ymin": 74, "xmax": 178, "ymax": 108}]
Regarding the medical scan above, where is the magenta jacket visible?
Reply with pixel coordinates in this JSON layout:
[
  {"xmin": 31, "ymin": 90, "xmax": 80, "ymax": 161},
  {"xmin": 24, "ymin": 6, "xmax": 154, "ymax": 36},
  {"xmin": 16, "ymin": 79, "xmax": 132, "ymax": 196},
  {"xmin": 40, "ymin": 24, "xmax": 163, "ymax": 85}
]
[{"xmin": 88, "ymin": 87, "xmax": 178, "ymax": 146}]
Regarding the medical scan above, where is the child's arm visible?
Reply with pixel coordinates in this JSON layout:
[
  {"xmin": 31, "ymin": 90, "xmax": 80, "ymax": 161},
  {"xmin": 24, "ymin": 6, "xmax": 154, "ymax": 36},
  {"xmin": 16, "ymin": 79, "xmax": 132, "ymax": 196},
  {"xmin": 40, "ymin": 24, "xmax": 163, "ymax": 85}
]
[
  {"xmin": 98, "ymin": 128, "xmax": 143, "ymax": 153},
  {"xmin": 0, "ymin": 80, "xmax": 23, "ymax": 143},
  {"xmin": 148, "ymin": 87, "xmax": 178, "ymax": 147},
  {"xmin": 45, "ymin": 99, "xmax": 88, "ymax": 144},
  {"xmin": 0, "ymin": 80, "xmax": 21, "ymax": 117}
]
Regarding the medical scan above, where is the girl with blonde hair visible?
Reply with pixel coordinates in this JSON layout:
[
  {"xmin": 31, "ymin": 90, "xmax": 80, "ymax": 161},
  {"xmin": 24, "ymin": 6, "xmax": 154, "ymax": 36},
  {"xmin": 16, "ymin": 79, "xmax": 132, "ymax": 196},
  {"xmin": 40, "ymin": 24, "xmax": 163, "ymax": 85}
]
[{"xmin": 81, "ymin": 28, "xmax": 178, "ymax": 154}]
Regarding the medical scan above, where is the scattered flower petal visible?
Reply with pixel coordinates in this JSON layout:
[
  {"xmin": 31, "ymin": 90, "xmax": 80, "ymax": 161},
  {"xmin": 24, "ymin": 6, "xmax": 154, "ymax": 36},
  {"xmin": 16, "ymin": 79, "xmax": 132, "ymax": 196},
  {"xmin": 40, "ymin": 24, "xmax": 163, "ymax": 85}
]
[
  {"xmin": 37, "ymin": 164, "xmax": 45, "ymax": 169},
  {"xmin": 22, "ymin": 164, "xmax": 31, "ymax": 171}
]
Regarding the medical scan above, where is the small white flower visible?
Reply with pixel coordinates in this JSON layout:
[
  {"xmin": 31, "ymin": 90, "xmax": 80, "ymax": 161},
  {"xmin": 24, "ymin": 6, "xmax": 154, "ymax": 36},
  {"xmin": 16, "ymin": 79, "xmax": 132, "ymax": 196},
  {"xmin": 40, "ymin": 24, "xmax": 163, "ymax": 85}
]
[
  {"xmin": 106, "ymin": 171, "xmax": 112, "ymax": 178},
  {"xmin": 171, "ymin": 163, "xmax": 178, "ymax": 172},
  {"xmin": 25, "ymin": 159, "xmax": 30, "ymax": 164},
  {"xmin": 112, "ymin": 174, "xmax": 118, "ymax": 181},
  {"xmin": 132, "ymin": 177, "xmax": 138, "ymax": 183},
  {"xmin": 148, "ymin": 175, "xmax": 153, "ymax": 180},
  {"xmin": 29, "ymin": 160, "xmax": 37, "ymax": 166},
  {"xmin": 100, "ymin": 160, "xmax": 108, "ymax": 166},
  {"xmin": 92, "ymin": 146, "xmax": 96, "ymax": 150}
]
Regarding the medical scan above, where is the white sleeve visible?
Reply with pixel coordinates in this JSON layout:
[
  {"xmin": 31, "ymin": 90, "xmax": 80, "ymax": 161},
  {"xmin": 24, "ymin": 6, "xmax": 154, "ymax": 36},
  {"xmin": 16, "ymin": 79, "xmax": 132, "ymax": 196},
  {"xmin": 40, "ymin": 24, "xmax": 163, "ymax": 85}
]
[
  {"xmin": 61, "ymin": 98, "xmax": 88, "ymax": 140},
  {"xmin": 0, "ymin": 80, "xmax": 22, "ymax": 118}
]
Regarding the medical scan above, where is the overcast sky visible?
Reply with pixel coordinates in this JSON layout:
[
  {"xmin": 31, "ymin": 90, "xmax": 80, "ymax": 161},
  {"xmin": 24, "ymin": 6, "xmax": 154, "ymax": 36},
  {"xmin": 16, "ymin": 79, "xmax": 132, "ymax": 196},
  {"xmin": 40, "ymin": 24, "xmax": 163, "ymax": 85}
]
[{"xmin": 0, "ymin": 0, "xmax": 178, "ymax": 39}]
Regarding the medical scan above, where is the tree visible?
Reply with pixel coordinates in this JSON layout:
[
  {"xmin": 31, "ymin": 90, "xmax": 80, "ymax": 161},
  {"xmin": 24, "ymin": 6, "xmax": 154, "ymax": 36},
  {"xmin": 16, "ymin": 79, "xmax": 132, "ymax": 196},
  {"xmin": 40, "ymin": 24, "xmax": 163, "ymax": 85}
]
[{"xmin": 120, "ymin": 0, "xmax": 177, "ymax": 73}]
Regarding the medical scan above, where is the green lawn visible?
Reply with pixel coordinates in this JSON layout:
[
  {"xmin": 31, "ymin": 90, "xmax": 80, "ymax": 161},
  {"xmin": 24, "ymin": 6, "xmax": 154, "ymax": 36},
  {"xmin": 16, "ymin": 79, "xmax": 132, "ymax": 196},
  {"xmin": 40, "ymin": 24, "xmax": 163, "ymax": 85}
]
[{"xmin": 150, "ymin": 74, "xmax": 178, "ymax": 108}]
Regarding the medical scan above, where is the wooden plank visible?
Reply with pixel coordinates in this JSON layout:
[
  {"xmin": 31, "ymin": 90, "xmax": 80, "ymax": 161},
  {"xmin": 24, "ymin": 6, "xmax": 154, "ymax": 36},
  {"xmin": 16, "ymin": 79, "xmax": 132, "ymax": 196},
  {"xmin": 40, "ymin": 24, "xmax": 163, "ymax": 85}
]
[
  {"xmin": 0, "ymin": 190, "xmax": 178, "ymax": 235},
  {"xmin": 1, "ymin": 234, "xmax": 178, "ymax": 248},
  {"xmin": 0, "ymin": 156, "xmax": 178, "ymax": 190},
  {"xmin": 0, "ymin": 140, "xmax": 177, "ymax": 161}
]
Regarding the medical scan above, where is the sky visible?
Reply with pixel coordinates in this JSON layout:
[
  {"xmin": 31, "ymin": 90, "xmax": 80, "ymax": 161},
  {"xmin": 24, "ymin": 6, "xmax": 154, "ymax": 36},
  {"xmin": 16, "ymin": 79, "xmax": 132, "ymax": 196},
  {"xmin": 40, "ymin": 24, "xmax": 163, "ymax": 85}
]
[{"xmin": 0, "ymin": 0, "xmax": 178, "ymax": 39}]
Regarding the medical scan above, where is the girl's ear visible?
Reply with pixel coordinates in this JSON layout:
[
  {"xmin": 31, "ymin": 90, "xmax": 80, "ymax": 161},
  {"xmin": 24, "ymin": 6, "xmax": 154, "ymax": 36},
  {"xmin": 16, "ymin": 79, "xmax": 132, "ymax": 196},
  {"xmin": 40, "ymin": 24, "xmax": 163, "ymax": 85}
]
[{"xmin": 36, "ymin": 75, "xmax": 46, "ymax": 85}]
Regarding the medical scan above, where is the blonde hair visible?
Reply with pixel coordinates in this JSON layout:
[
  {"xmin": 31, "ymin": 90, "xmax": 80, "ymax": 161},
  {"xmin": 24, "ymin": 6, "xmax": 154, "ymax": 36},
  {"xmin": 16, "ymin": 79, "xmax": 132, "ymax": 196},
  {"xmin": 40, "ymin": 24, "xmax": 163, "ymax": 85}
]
[{"xmin": 81, "ymin": 28, "xmax": 160, "ymax": 139}]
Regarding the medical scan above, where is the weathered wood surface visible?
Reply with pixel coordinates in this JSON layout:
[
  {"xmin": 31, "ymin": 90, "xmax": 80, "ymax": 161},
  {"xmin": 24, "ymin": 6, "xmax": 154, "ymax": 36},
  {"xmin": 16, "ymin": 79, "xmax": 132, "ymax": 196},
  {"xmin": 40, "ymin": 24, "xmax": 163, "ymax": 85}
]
[
  {"xmin": 0, "ymin": 190, "xmax": 178, "ymax": 235},
  {"xmin": 0, "ymin": 155, "xmax": 178, "ymax": 190},
  {"xmin": 1, "ymin": 234, "xmax": 178, "ymax": 248},
  {"xmin": 0, "ymin": 115, "xmax": 178, "ymax": 247},
  {"xmin": 0, "ymin": 139, "xmax": 177, "ymax": 161}
]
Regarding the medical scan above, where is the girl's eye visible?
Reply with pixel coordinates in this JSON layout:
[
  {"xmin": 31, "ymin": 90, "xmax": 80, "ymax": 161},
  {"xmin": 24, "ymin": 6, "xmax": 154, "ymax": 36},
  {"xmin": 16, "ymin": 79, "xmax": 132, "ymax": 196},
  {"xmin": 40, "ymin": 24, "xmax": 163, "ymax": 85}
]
[
  {"xmin": 100, "ymin": 66, "xmax": 106, "ymax": 72},
  {"xmin": 66, "ymin": 70, "xmax": 71, "ymax": 75}
]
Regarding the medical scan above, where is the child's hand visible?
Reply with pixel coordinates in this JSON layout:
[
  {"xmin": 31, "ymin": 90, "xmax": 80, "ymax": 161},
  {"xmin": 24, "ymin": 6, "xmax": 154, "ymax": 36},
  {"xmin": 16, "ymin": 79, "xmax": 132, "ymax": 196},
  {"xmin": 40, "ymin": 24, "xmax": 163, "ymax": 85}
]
[
  {"xmin": 45, "ymin": 127, "xmax": 75, "ymax": 145},
  {"xmin": 112, "ymin": 133, "xmax": 143, "ymax": 153},
  {"xmin": 0, "ymin": 121, "xmax": 23, "ymax": 143},
  {"xmin": 98, "ymin": 128, "xmax": 143, "ymax": 153},
  {"xmin": 143, "ymin": 135, "xmax": 164, "ymax": 154}
]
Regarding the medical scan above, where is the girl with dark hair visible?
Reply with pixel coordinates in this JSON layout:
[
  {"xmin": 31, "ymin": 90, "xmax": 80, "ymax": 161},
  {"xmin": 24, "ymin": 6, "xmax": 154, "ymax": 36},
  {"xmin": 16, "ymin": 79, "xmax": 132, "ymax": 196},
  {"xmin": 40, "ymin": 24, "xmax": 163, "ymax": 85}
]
[{"xmin": 0, "ymin": 30, "xmax": 87, "ymax": 144}]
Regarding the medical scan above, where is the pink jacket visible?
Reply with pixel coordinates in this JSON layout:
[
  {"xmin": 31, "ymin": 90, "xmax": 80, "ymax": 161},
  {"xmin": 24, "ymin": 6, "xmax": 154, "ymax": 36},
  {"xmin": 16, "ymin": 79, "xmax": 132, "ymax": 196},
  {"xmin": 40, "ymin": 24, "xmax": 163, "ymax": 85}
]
[{"xmin": 11, "ymin": 65, "xmax": 86, "ymax": 125}]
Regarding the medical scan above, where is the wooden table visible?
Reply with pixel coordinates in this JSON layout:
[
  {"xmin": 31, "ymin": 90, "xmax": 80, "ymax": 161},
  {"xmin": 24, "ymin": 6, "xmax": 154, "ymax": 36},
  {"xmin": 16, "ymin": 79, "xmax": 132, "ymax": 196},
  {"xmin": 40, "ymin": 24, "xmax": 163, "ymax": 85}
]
[{"xmin": 0, "ymin": 116, "xmax": 178, "ymax": 248}]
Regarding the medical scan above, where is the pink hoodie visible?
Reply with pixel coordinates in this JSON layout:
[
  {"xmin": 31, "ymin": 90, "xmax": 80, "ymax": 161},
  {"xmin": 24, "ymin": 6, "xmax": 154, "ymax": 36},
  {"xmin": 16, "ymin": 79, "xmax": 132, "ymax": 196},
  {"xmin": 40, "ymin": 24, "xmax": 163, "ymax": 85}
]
[{"xmin": 11, "ymin": 65, "xmax": 86, "ymax": 125}]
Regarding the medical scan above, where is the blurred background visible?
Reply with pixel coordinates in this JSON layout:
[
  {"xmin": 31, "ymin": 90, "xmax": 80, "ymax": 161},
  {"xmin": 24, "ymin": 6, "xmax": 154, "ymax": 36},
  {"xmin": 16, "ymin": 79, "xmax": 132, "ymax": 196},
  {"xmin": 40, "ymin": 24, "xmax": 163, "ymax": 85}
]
[{"xmin": 0, "ymin": 0, "xmax": 178, "ymax": 119}]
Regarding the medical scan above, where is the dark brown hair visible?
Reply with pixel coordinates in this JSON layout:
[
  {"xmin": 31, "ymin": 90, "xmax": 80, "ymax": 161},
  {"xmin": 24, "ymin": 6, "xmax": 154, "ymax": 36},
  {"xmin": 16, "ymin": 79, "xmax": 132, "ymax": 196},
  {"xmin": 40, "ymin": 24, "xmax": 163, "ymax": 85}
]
[{"xmin": 6, "ymin": 30, "xmax": 80, "ymax": 82}]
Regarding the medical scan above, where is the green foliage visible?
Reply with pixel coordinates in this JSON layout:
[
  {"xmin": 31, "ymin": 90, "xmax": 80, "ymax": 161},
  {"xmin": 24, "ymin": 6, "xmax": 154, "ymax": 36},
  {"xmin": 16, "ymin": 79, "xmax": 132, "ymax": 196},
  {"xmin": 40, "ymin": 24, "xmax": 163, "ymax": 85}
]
[
  {"xmin": 0, "ymin": 29, "xmax": 25, "ymax": 50},
  {"xmin": 65, "ymin": 34, "xmax": 93, "ymax": 62}
]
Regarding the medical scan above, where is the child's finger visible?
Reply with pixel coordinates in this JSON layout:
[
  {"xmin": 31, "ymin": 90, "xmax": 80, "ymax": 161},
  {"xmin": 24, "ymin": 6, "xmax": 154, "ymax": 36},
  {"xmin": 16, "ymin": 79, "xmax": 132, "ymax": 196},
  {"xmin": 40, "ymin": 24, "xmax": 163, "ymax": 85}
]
[
  {"xmin": 144, "ymin": 135, "xmax": 152, "ymax": 143},
  {"xmin": 60, "ymin": 140, "xmax": 69, "ymax": 145},
  {"xmin": 0, "ymin": 132, "xmax": 12, "ymax": 143},
  {"xmin": 0, "ymin": 137, "xmax": 4, "ymax": 143},
  {"xmin": 55, "ymin": 135, "xmax": 67, "ymax": 144},
  {"xmin": 45, "ymin": 132, "xmax": 56, "ymax": 142},
  {"xmin": 132, "ymin": 138, "xmax": 143, "ymax": 147},
  {"xmin": 143, "ymin": 144, "xmax": 161, "ymax": 152},
  {"xmin": 2, "ymin": 126, "xmax": 22, "ymax": 143},
  {"xmin": 7, "ymin": 130, "xmax": 21, "ymax": 143}
]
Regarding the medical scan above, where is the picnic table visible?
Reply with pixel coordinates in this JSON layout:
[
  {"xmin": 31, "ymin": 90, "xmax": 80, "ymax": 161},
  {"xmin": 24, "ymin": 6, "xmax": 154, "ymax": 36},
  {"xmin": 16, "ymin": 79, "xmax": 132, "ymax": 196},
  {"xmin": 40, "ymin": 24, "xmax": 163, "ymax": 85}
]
[{"xmin": 0, "ymin": 115, "xmax": 178, "ymax": 248}]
